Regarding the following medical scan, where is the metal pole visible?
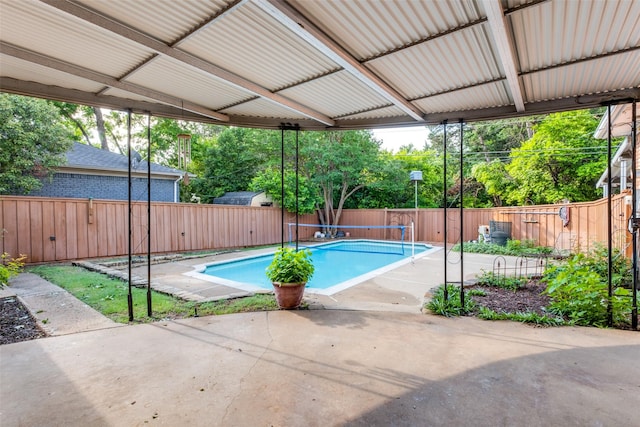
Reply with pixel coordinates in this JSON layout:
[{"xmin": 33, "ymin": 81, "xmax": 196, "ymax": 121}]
[
  {"xmin": 414, "ymin": 179, "xmax": 418, "ymax": 247},
  {"xmin": 443, "ymin": 120, "xmax": 448, "ymax": 301},
  {"xmin": 295, "ymin": 125, "xmax": 299, "ymax": 251},
  {"xmin": 632, "ymin": 100, "xmax": 638, "ymax": 330},
  {"xmin": 459, "ymin": 119, "xmax": 465, "ymax": 309},
  {"xmin": 146, "ymin": 113, "xmax": 152, "ymax": 317},
  {"xmin": 280, "ymin": 125, "xmax": 285, "ymax": 248},
  {"xmin": 127, "ymin": 110, "xmax": 133, "ymax": 322},
  {"xmin": 607, "ymin": 104, "xmax": 613, "ymax": 327},
  {"xmin": 411, "ymin": 221, "xmax": 415, "ymax": 260}
]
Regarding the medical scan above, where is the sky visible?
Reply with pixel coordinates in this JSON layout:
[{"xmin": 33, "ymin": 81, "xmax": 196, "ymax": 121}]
[{"xmin": 371, "ymin": 127, "xmax": 430, "ymax": 152}]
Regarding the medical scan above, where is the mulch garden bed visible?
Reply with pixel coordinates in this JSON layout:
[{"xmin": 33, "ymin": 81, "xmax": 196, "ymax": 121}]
[
  {"xmin": 0, "ymin": 296, "xmax": 46, "ymax": 345},
  {"xmin": 467, "ymin": 280, "xmax": 551, "ymax": 317}
]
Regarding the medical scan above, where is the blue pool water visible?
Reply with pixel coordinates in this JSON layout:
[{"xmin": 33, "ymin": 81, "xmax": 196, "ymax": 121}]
[{"xmin": 194, "ymin": 240, "xmax": 433, "ymax": 295}]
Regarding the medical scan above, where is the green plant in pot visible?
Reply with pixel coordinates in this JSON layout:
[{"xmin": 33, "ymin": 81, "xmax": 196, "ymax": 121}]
[{"xmin": 266, "ymin": 247, "xmax": 314, "ymax": 309}]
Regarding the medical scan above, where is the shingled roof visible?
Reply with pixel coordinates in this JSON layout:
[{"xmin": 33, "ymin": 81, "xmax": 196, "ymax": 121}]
[
  {"xmin": 213, "ymin": 192, "xmax": 265, "ymax": 206},
  {"xmin": 63, "ymin": 142, "xmax": 186, "ymax": 177}
]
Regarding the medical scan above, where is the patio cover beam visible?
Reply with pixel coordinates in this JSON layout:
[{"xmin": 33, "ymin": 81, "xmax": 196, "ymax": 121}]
[
  {"xmin": 255, "ymin": 0, "xmax": 426, "ymax": 123},
  {"xmin": 0, "ymin": 77, "xmax": 224, "ymax": 123},
  {"xmin": 482, "ymin": 0, "xmax": 526, "ymax": 113},
  {"xmin": 39, "ymin": 0, "xmax": 335, "ymax": 127},
  {"xmin": 0, "ymin": 42, "xmax": 228, "ymax": 122}
]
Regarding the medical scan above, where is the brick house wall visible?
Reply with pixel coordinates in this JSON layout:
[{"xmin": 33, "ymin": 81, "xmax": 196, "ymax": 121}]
[{"xmin": 27, "ymin": 173, "xmax": 176, "ymax": 202}]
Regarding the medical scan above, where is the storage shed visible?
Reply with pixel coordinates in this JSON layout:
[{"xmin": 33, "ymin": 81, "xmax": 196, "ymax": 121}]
[{"xmin": 213, "ymin": 191, "xmax": 272, "ymax": 207}]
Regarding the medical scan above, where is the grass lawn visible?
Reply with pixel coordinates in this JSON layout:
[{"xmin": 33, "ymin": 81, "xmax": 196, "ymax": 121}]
[{"xmin": 28, "ymin": 265, "xmax": 280, "ymax": 323}]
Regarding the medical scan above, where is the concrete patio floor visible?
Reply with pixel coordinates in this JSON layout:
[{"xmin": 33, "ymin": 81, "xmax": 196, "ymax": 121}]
[
  {"xmin": 2, "ymin": 310, "xmax": 639, "ymax": 426},
  {"xmin": 2, "ymin": 248, "xmax": 639, "ymax": 426}
]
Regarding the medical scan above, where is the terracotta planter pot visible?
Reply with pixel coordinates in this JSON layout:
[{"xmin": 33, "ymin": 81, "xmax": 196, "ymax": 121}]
[{"xmin": 272, "ymin": 282, "xmax": 305, "ymax": 309}]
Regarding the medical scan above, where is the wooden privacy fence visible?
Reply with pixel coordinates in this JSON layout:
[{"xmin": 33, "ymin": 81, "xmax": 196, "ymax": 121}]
[
  {"xmin": 0, "ymin": 194, "xmax": 630, "ymax": 263},
  {"xmin": 0, "ymin": 196, "xmax": 314, "ymax": 263},
  {"xmin": 493, "ymin": 194, "xmax": 631, "ymax": 255},
  {"xmin": 340, "ymin": 192, "xmax": 630, "ymax": 254}
]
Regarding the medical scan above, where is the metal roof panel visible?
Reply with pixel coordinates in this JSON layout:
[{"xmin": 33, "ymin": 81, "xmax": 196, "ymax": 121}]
[
  {"xmin": 523, "ymin": 52, "xmax": 640, "ymax": 102},
  {"xmin": 288, "ymin": 0, "xmax": 484, "ymax": 60},
  {"xmin": 368, "ymin": 24, "xmax": 503, "ymax": 100},
  {"xmin": 125, "ymin": 56, "xmax": 254, "ymax": 110},
  {"xmin": 0, "ymin": 1, "xmax": 151, "ymax": 77},
  {"xmin": 279, "ymin": 71, "xmax": 392, "ymax": 118},
  {"xmin": 338, "ymin": 105, "xmax": 409, "ymax": 121},
  {"xmin": 0, "ymin": 54, "xmax": 104, "ymax": 93},
  {"xmin": 73, "ymin": 0, "xmax": 233, "ymax": 44},
  {"xmin": 220, "ymin": 97, "xmax": 308, "ymax": 121},
  {"xmin": 178, "ymin": 2, "xmax": 340, "ymax": 91},
  {"xmin": 1, "ymin": 0, "xmax": 638, "ymax": 129},
  {"xmin": 510, "ymin": 0, "xmax": 640, "ymax": 73},
  {"xmin": 414, "ymin": 81, "xmax": 512, "ymax": 113}
]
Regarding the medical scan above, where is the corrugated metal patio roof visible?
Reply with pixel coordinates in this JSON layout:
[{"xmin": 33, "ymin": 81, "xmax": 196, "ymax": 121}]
[{"xmin": 1, "ymin": 0, "xmax": 638, "ymax": 130}]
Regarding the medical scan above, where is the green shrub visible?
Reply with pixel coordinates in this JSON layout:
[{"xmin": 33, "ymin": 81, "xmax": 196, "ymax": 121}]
[
  {"xmin": 467, "ymin": 288, "xmax": 487, "ymax": 297},
  {"xmin": 425, "ymin": 284, "xmax": 475, "ymax": 317},
  {"xmin": 542, "ymin": 246, "xmax": 634, "ymax": 327},
  {"xmin": 544, "ymin": 244, "xmax": 631, "ymax": 287},
  {"xmin": 452, "ymin": 240, "xmax": 552, "ymax": 257},
  {"xmin": 477, "ymin": 306, "xmax": 565, "ymax": 326},
  {"xmin": 0, "ymin": 252, "xmax": 26, "ymax": 287},
  {"xmin": 475, "ymin": 271, "xmax": 527, "ymax": 291},
  {"xmin": 266, "ymin": 247, "xmax": 314, "ymax": 284}
]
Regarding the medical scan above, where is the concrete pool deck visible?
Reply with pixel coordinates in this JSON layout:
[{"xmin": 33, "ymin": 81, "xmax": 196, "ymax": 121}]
[
  {"xmin": 3, "ymin": 248, "xmax": 639, "ymax": 425},
  {"xmin": 124, "ymin": 246, "xmax": 506, "ymax": 312}
]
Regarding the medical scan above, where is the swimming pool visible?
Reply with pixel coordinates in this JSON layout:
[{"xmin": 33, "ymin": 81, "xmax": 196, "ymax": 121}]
[{"xmin": 186, "ymin": 240, "xmax": 437, "ymax": 296}]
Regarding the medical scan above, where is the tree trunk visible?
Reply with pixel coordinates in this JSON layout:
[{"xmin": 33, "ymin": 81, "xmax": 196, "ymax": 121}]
[
  {"xmin": 60, "ymin": 111, "xmax": 92, "ymax": 144},
  {"xmin": 93, "ymin": 107, "xmax": 109, "ymax": 151},
  {"xmin": 526, "ymin": 121, "xmax": 534, "ymax": 139},
  {"xmin": 478, "ymin": 135, "xmax": 490, "ymax": 162},
  {"xmin": 108, "ymin": 128, "xmax": 125, "ymax": 156}
]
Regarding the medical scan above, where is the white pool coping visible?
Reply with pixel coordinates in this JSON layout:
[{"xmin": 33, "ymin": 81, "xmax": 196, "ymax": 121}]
[{"xmin": 184, "ymin": 240, "xmax": 441, "ymax": 296}]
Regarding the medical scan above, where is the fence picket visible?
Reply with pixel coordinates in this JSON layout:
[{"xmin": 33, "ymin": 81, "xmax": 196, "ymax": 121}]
[{"xmin": 0, "ymin": 195, "xmax": 630, "ymax": 263}]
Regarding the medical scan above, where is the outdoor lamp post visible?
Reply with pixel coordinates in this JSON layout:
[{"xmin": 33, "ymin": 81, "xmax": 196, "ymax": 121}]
[
  {"xmin": 409, "ymin": 171, "xmax": 423, "ymax": 209},
  {"xmin": 409, "ymin": 171, "xmax": 423, "ymax": 259}
]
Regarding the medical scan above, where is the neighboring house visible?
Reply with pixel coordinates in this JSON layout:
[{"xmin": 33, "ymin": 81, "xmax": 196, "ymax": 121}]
[
  {"xmin": 595, "ymin": 103, "xmax": 639, "ymax": 197},
  {"xmin": 213, "ymin": 191, "xmax": 273, "ymax": 207},
  {"xmin": 25, "ymin": 142, "xmax": 189, "ymax": 202}
]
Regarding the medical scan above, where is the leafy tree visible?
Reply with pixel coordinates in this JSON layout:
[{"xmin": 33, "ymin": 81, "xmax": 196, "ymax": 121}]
[
  {"xmin": 148, "ymin": 118, "xmax": 224, "ymax": 170},
  {"xmin": 194, "ymin": 127, "xmax": 266, "ymax": 202},
  {"xmin": 50, "ymin": 101, "xmax": 92, "ymax": 144},
  {"xmin": 388, "ymin": 147, "xmax": 444, "ymax": 208},
  {"xmin": 249, "ymin": 168, "xmax": 317, "ymax": 214},
  {"xmin": 505, "ymin": 110, "xmax": 605, "ymax": 205},
  {"xmin": 446, "ymin": 176, "xmax": 494, "ymax": 208},
  {"xmin": 346, "ymin": 151, "xmax": 408, "ymax": 209},
  {"xmin": 250, "ymin": 130, "xmax": 398, "ymax": 225},
  {"xmin": 464, "ymin": 118, "xmax": 535, "ymax": 163},
  {"xmin": 471, "ymin": 160, "xmax": 512, "ymax": 207},
  {"xmin": 300, "ymin": 130, "xmax": 383, "ymax": 227},
  {"xmin": 0, "ymin": 94, "xmax": 73, "ymax": 194},
  {"xmin": 426, "ymin": 118, "xmax": 536, "ymax": 207},
  {"xmin": 50, "ymin": 102, "xmax": 132, "ymax": 157},
  {"xmin": 422, "ymin": 124, "xmax": 471, "ymax": 207}
]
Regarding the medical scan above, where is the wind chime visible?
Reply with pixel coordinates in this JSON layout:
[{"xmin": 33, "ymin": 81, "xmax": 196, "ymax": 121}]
[
  {"xmin": 176, "ymin": 133, "xmax": 192, "ymax": 186},
  {"xmin": 176, "ymin": 133, "xmax": 192, "ymax": 170}
]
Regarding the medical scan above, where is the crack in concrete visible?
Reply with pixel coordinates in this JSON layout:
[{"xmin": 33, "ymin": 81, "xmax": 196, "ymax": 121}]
[{"xmin": 221, "ymin": 311, "xmax": 274, "ymax": 424}]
